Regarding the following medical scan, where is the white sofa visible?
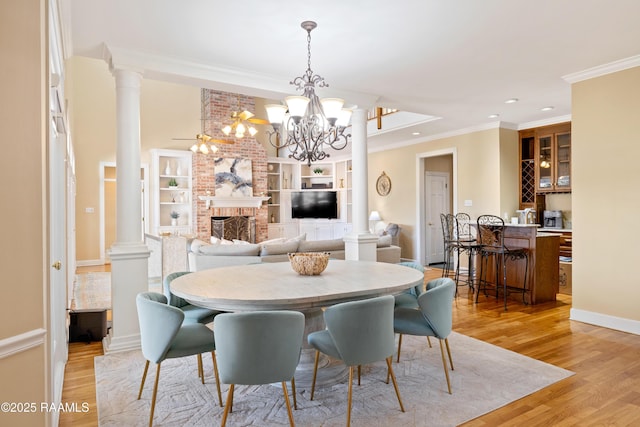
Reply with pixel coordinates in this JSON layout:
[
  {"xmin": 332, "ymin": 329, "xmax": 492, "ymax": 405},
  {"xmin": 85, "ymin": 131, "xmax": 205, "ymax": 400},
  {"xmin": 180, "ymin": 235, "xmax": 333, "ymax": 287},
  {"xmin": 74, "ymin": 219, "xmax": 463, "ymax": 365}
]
[{"xmin": 188, "ymin": 235, "xmax": 401, "ymax": 271}]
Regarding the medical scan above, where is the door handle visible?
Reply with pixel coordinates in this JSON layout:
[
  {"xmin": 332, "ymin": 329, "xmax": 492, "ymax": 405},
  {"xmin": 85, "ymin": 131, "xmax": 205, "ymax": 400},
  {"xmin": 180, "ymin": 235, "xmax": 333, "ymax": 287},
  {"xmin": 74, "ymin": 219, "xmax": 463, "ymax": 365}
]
[{"xmin": 52, "ymin": 261, "xmax": 62, "ymax": 270}]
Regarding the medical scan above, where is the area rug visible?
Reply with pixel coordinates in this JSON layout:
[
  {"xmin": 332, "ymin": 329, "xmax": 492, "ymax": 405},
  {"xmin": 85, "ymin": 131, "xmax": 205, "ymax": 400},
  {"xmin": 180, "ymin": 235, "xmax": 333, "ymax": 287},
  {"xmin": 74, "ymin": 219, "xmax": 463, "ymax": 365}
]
[
  {"xmin": 72, "ymin": 272, "xmax": 112, "ymax": 310},
  {"xmin": 71, "ymin": 272, "xmax": 162, "ymax": 311},
  {"xmin": 95, "ymin": 331, "xmax": 573, "ymax": 426}
]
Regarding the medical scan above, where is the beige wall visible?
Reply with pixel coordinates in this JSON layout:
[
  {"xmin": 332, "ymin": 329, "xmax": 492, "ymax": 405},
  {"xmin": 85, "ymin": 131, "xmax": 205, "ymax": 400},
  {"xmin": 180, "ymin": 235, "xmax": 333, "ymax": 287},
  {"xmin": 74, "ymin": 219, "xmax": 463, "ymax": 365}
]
[
  {"xmin": 572, "ymin": 66, "xmax": 640, "ymax": 323},
  {"xmin": 0, "ymin": 0, "xmax": 47, "ymax": 425},
  {"xmin": 368, "ymin": 127, "xmax": 518, "ymax": 260},
  {"xmin": 67, "ymin": 57, "xmax": 201, "ymax": 262}
]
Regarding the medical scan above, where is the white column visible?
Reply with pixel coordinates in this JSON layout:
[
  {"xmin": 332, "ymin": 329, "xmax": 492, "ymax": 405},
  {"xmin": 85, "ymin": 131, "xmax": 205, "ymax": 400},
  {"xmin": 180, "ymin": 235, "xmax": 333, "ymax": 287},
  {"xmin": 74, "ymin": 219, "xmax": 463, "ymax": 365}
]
[
  {"xmin": 103, "ymin": 68, "xmax": 150, "ymax": 353},
  {"xmin": 344, "ymin": 107, "xmax": 378, "ymax": 261}
]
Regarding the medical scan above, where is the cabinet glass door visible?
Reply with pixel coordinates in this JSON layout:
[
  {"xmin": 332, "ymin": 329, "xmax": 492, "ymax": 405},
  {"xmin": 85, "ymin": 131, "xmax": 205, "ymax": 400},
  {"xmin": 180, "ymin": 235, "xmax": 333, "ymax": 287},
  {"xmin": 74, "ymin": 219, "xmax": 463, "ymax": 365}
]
[
  {"xmin": 555, "ymin": 132, "xmax": 571, "ymax": 190},
  {"xmin": 537, "ymin": 134, "xmax": 552, "ymax": 191}
]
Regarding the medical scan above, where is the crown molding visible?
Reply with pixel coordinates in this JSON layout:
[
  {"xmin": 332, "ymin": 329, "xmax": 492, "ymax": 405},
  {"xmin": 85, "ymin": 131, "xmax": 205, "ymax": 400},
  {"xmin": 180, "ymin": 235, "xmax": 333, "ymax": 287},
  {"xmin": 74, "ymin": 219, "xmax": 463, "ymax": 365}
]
[
  {"xmin": 563, "ymin": 55, "xmax": 640, "ymax": 84},
  {"xmin": 518, "ymin": 115, "xmax": 572, "ymax": 130}
]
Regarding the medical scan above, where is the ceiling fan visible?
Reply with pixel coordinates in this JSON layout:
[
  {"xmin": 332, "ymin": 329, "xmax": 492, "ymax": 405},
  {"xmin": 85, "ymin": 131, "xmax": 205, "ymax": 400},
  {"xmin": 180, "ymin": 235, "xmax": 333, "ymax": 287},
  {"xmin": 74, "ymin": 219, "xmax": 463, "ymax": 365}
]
[{"xmin": 222, "ymin": 110, "xmax": 269, "ymax": 138}]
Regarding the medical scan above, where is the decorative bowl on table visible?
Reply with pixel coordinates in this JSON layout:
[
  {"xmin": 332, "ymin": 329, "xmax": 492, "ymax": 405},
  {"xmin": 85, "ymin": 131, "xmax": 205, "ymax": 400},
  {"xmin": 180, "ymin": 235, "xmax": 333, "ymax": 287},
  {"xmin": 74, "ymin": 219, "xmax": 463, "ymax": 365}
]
[{"xmin": 288, "ymin": 252, "xmax": 329, "ymax": 276}]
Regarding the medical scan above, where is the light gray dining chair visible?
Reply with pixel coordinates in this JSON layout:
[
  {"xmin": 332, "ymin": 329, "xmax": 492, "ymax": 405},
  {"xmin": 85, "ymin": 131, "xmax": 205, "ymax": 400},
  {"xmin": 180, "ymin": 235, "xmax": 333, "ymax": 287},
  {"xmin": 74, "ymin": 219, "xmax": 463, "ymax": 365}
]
[
  {"xmin": 308, "ymin": 295, "xmax": 404, "ymax": 427},
  {"xmin": 213, "ymin": 310, "xmax": 305, "ymax": 427},
  {"xmin": 393, "ymin": 278, "xmax": 456, "ymax": 394},
  {"xmin": 164, "ymin": 271, "xmax": 221, "ymax": 325},
  {"xmin": 136, "ymin": 292, "xmax": 222, "ymax": 427}
]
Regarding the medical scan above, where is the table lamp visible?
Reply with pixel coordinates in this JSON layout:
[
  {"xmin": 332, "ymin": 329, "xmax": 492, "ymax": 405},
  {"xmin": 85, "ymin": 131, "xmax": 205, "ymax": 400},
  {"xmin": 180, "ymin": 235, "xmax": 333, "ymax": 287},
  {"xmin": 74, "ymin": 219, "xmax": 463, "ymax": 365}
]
[{"xmin": 369, "ymin": 211, "xmax": 382, "ymax": 233}]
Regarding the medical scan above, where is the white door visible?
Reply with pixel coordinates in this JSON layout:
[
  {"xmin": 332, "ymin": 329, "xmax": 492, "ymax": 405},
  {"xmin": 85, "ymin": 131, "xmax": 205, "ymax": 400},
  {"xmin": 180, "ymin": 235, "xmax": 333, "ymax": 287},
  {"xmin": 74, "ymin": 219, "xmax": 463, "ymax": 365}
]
[
  {"xmin": 49, "ymin": 114, "xmax": 68, "ymax": 425},
  {"xmin": 425, "ymin": 172, "xmax": 450, "ymax": 265}
]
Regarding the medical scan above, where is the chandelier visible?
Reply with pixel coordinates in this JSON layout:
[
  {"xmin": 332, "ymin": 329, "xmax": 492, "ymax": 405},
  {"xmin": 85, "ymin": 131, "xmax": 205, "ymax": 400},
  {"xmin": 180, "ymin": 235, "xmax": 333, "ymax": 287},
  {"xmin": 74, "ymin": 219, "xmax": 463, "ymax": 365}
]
[{"xmin": 265, "ymin": 21, "xmax": 352, "ymax": 166}]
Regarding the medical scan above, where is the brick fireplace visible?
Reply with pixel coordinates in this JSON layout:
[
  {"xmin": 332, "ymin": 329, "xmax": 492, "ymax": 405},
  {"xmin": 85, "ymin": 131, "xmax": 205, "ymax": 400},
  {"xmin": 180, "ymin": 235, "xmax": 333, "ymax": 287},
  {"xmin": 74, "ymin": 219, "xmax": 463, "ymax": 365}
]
[{"xmin": 193, "ymin": 89, "xmax": 268, "ymax": 242}]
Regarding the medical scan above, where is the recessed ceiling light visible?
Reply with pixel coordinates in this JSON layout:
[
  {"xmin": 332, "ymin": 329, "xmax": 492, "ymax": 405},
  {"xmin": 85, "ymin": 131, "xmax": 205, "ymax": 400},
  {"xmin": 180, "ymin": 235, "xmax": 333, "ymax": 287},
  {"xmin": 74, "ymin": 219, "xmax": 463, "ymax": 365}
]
[
  {"xmin": 412, "ymin": 132, "xmax": 421, "ymax": 136},
  {"xmin": 488, "ymin": 114, "xmax": 500, "ymax": 119},
  {"xmin": 541, "ymin": 106, "xmax": 555, "ymax": 111},
  {"xmin": 504, "ymin": 98, "xmax": 519, "ymax": 104}
]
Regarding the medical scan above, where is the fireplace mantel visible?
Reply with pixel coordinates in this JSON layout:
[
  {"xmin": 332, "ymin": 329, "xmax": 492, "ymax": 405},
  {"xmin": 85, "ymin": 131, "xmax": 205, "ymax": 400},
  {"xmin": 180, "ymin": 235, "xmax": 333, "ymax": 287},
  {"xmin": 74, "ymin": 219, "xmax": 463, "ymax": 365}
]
[{"xmin": 198, "ymin": 195, "xmax": 270, "ymax": 209}]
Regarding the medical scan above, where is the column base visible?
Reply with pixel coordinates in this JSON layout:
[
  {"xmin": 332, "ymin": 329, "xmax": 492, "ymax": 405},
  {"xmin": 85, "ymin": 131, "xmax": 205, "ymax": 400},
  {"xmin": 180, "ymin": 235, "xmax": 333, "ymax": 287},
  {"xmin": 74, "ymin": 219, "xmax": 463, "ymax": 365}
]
[{"xmin": 344, "ymin": 232, "xmax": 378, "ymax": 261}]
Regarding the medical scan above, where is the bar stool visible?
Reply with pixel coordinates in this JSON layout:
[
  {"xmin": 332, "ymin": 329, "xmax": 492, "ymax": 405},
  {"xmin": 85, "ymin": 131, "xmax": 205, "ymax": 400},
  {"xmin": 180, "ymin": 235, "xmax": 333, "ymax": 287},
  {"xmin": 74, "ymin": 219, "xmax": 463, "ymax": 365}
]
[
  {"xmin": 475, "ymin": 215, "xmax": 529, "ymax": 310},
  {"xmin": 439, "ymin": 213, "xmax": 456, "ymax": 280},
  {"xmin": 454, "ymin": 212, "xmax": 482, "ymax": 294}
]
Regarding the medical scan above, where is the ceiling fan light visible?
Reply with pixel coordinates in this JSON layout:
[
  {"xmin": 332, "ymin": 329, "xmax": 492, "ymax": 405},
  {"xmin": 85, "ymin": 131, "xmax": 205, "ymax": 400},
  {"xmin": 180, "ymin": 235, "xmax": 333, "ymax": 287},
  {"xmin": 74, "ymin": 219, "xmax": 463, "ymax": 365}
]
[
  {"xmin": 190, "ymin": 144, "xmax": 198, "ymax": 153},
  {"xmin": 200, "ymin": 143, "xmax": 209, "ymax": 154},
  {"xmin": 248, "ymin": 126, "xmax": 258, "ymax": 136},
  {"xmin": 222, "ymin": 125, "xmax": 232, "ymax": 136},
  {"xmin": 210, "ymin": 144, "xmax": 218, "ymax": 153},
  {"xmin": 320, "ymin": 98, "xmax": 344, "ymax": 120},
  {"xmin": 285, "ymin": 96, "xmax": 310, "ymax": 119}
]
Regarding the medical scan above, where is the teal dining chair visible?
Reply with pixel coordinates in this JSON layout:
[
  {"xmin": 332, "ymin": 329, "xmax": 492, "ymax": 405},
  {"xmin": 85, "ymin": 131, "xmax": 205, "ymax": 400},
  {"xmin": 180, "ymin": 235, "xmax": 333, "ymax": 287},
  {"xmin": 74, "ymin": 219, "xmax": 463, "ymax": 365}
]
[
  {"xmin": 136, "ymin": 292, "xmax": 222, "ymax": 427},
  {"xmin": 163, "ymin": 271, "xmax": 221, "ymax": 325},
  {"xmin": 393, "ymin": 277, "xmax": 456, "ymax": 394},
  {"xmin": 308, "ymin": 295, "xmax": 404, "ymax": 427},
  {"xmin": 213, "ymin": 310, "xmax": 305, "ymax": 427}
]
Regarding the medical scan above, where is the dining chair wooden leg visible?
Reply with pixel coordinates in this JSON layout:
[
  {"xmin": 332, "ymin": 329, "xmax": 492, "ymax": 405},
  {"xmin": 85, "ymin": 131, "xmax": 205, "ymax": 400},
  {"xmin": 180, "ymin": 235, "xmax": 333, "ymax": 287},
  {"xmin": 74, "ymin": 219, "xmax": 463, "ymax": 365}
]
[
  {"xmin": 137, "ymin": 360, "xmax": 150, "ymax": 400},
  {"xmin": 427, "ymin": 336, "xmax": 432, "ymax": 348},
  {"xmin": 439, "ymin": 339, "xmax": 452, "ymax": 394},
  {"xmin": 291, "ymin": 377, "xmax": 297, "ymax": 410},
  {"xmin": 347, "ymin": 366, "xmax": 354, "ymax": 427},
  {"xmin": 211, "ymin": 351, "xmax": 223, "ymax": 407},
  {"xmin": 385, "ymin": 357, "xmax": 405, "ymax": 412},
  {"xmin": 197, "ymin": 353, "xmax": 204, "ymax": 384},
  {"xmin": 281, "ymin": 381, "xmax": 295, "ymax": 427},
  {"xmin": 357, "ymin": 365, "xmax": 361, "ymax": 385},
  {"xmin": 149, "ymin": 363, "xmax": 161, "ymax": 427},
  {"xmin": 221, "ymin": 383, "xmax": 234, "ymax": 427},
  {"xmin": 396, "ymin": 334, "xmax": 403, "ymax": 362},
  {"xmin": 310, "ymin": 350, "xmax": 320, "ymax": 401},
  {"xmin": 445, "ymin": 338, "xmax": 454, "ymax": 371}
]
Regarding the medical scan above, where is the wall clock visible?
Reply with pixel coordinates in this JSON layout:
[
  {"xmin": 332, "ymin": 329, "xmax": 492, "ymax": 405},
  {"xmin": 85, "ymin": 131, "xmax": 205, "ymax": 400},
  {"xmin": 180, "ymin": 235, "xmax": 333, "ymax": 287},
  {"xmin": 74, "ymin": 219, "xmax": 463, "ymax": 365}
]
[{"xmin": 376, "ymin": 171, "xmax": 391, "ymax": 196}]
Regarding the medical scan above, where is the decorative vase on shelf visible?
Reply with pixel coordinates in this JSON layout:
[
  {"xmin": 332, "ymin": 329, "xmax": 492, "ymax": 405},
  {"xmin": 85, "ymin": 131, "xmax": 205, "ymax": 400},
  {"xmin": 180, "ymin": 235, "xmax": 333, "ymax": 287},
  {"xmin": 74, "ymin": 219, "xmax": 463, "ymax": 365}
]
[
  {"xmin": 171, "ymin": 218, "xmax": 177, "ymax": 226},
  {"xmin": 164, "ymin": 161, "xmax": 171, "ymax": 175},
  {"xmin": 176, "ymin": 163, "xmax": 182, "ymax": 176}
]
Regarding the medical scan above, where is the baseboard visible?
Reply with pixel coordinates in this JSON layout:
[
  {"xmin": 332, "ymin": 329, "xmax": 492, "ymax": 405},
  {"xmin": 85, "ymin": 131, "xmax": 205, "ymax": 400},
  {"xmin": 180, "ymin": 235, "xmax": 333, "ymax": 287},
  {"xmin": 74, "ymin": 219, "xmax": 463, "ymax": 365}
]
[
  {"xmin": 570, "ymin": 308, "xmax": 640, "ymax": 336},
  {"xmin": 102, "ymin": 330, "xmax": 141, "ymax": 354},
  {"xmin": 0, "ymin": 328, "xmax": 47, "ymax": 359}
]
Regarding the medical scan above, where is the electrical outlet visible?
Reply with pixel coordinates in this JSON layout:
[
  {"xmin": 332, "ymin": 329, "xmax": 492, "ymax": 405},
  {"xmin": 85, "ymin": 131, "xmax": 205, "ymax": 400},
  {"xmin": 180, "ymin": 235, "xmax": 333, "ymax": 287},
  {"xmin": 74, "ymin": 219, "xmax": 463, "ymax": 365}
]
[{"xmin": 464, "ymin": 200, "xmax": 472, "ymax": 207}]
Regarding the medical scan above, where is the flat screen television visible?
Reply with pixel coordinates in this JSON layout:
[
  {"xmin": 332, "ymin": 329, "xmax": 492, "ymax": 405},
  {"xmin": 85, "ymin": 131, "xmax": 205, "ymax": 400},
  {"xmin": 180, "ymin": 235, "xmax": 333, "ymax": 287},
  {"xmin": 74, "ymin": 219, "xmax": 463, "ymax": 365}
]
[{"xmin": 291, "ymin": 191, "xmax": 338, "ymax": 219}]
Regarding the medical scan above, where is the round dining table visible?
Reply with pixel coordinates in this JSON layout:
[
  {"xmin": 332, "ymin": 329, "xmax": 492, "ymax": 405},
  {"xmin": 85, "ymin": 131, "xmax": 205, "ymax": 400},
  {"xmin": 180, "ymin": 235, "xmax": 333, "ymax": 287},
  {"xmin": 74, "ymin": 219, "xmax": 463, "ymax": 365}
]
[{"xmin": 171, "ymin": 259, "xmax": 425, "ymax": 387}]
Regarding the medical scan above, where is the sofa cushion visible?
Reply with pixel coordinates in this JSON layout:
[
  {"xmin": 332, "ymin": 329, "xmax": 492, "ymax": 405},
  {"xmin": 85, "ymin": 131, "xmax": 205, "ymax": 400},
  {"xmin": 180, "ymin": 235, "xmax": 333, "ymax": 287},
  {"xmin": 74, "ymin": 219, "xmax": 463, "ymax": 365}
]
[
  {"xmin": 189, "ymin": 239, "xmax": 209, "ymax": 253},
  {"xmin": 260, "ymin": 240, "xmax": 300, "ymax": 256},
  {"xmin": 298, "ymin": 238, "xmax": 345, "ymax": 253},
  {"xmin": 377, "ymin": 234, "xmax": 393, "ymax": 247},
  {"xmin": 198, "ymin": 243, "xmax": 261, "ymax": 256}
]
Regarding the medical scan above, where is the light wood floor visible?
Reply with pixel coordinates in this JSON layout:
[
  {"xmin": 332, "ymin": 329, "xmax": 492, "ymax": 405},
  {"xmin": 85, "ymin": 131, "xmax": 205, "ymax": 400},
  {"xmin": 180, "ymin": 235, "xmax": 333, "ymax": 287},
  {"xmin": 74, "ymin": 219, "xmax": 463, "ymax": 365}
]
[{"xmin": 59, "ymin": 268, "xmax": 640, "ymax": 426}]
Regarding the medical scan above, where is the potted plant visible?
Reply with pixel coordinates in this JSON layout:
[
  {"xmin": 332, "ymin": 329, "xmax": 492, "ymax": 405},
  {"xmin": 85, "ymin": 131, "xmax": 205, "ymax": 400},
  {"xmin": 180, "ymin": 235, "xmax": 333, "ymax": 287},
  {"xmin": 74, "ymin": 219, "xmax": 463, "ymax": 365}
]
[
  {"xmin": 313, "ymin": 167, "xmax": 324, "ymax": 175},
  {"xmin": 168, "ymin": 178, "xmax": 178, "ymax": 188},
  {"xmin": 170, "ymin": 210, "xmax": 180, "ymax": 226}
]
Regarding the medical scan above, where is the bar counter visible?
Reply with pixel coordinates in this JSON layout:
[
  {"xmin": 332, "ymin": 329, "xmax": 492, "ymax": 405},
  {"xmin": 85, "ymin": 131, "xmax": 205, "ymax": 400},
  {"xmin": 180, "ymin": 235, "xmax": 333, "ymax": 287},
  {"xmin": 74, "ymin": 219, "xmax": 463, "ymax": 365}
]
[{"xmin": 480, "ymin": 224, "xmax": 560, "ymax": 304}]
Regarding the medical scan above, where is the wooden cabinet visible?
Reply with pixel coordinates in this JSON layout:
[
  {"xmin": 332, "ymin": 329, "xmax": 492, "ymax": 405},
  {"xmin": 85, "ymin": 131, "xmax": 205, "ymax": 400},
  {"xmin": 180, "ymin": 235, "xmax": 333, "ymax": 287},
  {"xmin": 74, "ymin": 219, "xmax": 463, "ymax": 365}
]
[
  {"xmin": 536, "ymin": 123, "xmax": 571, "ymax": 193},
  {"xmin": 518, "ymin": 130, "xmax": 536, "ymax": 209},
  {"xmin": 518, "ymin": 122, "xmax": 571, "ymax": 217},
  {"xmin": 151, "ymin": 149, "xmax": 193, "ymax": 235},
  {"xmin": 480, "ymin": 226, "xmax": 560, "ymax": 304}
]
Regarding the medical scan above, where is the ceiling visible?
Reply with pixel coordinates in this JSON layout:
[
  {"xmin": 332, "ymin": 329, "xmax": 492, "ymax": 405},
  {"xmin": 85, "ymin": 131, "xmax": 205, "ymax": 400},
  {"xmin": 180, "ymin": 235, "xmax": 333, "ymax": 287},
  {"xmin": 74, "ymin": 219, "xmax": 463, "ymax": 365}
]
[{"xmin": 59, "ymin": 0, "xmax": 640, "ymax": 152}]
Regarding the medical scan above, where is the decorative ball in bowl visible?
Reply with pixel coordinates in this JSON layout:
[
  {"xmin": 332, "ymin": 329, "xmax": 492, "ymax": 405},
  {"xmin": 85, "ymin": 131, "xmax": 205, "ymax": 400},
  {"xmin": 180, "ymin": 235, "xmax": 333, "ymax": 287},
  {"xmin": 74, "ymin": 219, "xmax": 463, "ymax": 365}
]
[{"xmin": 288, "ymin": 252, "xmax": 330, "ymax": 276}]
